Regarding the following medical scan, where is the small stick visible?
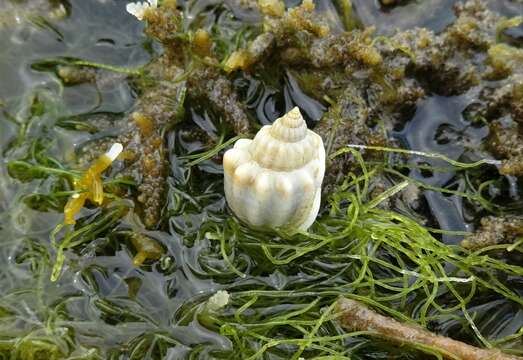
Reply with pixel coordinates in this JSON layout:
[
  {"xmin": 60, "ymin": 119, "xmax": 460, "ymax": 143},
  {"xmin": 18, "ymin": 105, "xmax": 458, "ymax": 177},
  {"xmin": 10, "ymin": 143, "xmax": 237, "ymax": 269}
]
[{"xmin": 337, "ymin": 298, "xmax": 522, "ymax": 360}]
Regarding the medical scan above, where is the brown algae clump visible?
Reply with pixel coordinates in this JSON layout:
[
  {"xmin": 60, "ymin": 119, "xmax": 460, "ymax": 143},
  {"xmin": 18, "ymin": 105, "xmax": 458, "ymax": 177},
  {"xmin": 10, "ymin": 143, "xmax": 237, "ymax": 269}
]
[
  {"xmin": 462, "ymin": 215, "xmax": 523, "ymax": 250},
  {"xmin": 258, "ymin": 0, "xmax": 285, "ymax": 18},
  {"xmin": 488, "ymin": 43, "xmax": 523, "ymax": 77}
]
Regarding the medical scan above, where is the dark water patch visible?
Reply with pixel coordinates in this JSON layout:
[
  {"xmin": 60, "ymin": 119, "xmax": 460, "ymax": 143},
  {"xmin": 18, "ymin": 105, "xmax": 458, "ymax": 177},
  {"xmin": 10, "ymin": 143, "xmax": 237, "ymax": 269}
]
[
  {"xmin": 397, "ymin": 93, "xmax": 489, "ymax": 185},
  {"xmin": 351, "ymin": 0, "xmax": 523, "ymax": 36},
  {"xmin": 234, "ymin": 70, "xmax": 326, "ymax": 126},
  {"xmin": 394, "ymin": 92, "xmax": 490, "ymax": 243},
  {"xmin": 488, "ymin": 0, "xmax": 523, "ymax": 18},
  {"xmin": 501, "ymin": 22, "xmax": 523, "ymax": 48},
  {"xmin": 233, "ymin": 73, "xmax": 283, "ymax": 125},
  {"xmin": 284, "ymin": 71, "xmax": 326, "ymax": 124},
  {"xmin": 352, "ymin": 0, "xmax": 458, "ymax": 35}
]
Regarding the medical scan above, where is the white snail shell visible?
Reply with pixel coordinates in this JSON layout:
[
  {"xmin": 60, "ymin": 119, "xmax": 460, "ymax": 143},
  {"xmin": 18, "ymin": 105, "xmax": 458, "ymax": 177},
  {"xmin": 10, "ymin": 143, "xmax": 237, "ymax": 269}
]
[{"xmin": 223, "ymin": 107, "xmax": 325, "ymax": 231}]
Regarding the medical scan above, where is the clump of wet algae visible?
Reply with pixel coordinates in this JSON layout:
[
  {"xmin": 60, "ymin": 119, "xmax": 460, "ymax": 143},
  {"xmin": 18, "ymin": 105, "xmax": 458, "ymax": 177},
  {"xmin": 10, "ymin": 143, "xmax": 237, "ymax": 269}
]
[{"xmin": 1, "ymin": 0, "xmax": 523, "ymax": 359}]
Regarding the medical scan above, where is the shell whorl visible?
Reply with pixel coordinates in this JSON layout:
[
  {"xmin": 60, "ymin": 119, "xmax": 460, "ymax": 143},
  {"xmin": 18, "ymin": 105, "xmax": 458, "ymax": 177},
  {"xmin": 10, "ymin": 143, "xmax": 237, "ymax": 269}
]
[
  {"xmin": 250, "ymin": 107, "xmax": 319, "ymax": 171},
  {"xmin": 269, "ymin": 107, "xmax": 308, "ymax": 143}
]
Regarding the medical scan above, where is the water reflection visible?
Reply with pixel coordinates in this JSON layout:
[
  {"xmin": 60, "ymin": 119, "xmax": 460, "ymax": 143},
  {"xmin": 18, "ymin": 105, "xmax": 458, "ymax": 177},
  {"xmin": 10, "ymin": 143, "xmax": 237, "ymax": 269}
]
[
  {"xmin": 234, "ymin": 70, "xmax": 326, "ymax": 125},
  {"xmin": 395, "ymin": 93, "xmax": 490, "ymax": 243},
  {"xmin": 352, "ymin": 0, "xmax": 523, "ymax": 35}
]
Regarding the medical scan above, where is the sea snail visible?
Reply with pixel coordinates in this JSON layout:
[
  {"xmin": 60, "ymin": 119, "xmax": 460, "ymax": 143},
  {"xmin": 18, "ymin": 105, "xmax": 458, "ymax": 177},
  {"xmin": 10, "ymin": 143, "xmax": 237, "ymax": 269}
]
[{"xmin": 223, "ymin": 107, "xmax": 325, "ymax": 231}]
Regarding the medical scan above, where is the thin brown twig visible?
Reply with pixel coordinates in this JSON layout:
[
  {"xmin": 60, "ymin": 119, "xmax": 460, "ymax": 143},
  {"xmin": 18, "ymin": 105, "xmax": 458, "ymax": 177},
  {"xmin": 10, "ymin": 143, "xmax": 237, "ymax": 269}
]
[{"xmin": 337, "ymin": 297, "xmax": 523, "ymax": 360}]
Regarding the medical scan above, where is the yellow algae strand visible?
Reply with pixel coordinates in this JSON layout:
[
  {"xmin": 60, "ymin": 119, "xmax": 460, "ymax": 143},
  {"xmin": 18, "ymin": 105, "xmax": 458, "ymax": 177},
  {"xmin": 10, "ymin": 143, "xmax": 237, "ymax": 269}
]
[
  {"xmin": 63, "ymin": 193, "xmax": 89, "ymax": 225},
  {"xmin": 129, "ymin": 233, "xmax": 164, "ymax": 266},
  {"xmin": 63, "ymin": 143, "xmax": 123, "ymax": 225},
  {"xmin": 193, "ymin": 29, "xmax": 212, "ymax": 56}
]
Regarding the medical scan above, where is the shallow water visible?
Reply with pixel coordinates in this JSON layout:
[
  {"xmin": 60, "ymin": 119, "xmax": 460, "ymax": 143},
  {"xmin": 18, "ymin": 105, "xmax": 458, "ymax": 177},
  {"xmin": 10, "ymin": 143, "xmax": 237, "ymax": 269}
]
[
  {"xmin": 353, "ymin": 0, "xmax": 523, "ymax": 35},
  {"xmin": 1, "ymin": 0, "xmax": 523, "ymax": 359}
]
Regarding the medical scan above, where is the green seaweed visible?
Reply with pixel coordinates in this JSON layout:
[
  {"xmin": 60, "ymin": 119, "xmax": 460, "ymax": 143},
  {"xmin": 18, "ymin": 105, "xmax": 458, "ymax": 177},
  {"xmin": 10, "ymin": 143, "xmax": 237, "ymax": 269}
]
[
  {"xmin": 168, "ymin": 144, "xmax": 523, "ymax": 359},
  {"xmin": 6, "ymin": 129, "xmax": 520, "ymax": 358},
  {"xmin": 31, "ymin": 57, "xmax": 144, "ymax": 76}
]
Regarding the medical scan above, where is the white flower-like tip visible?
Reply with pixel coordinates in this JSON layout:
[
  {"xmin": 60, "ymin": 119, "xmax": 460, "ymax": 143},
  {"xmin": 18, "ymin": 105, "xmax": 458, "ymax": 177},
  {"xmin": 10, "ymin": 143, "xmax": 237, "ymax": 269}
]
[
  {"xmin": 206, "ymin": 290, "xmax": 230, "ymax": 312},
  {"xmin": 126, "ymin": 0, "xmax": 157, "ymax": 20},
  {"xmin": 105, "ymin": 143, "xmax": 123, "ymax": 162}
]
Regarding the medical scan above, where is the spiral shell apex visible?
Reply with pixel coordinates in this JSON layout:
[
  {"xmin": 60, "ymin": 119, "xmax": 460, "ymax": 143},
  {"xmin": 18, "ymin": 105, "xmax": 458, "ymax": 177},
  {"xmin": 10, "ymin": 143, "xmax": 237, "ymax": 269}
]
[{"xmin": 223, "ymin": 107, "xmax": 325, "ymax": 231}]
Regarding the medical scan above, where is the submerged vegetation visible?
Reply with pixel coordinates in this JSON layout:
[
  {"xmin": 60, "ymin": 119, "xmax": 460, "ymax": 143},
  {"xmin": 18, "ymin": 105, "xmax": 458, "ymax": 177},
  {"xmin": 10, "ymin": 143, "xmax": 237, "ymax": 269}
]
[{"xmin": 1, "ymin": 0, "xmax": 523, "ymax": 359}]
